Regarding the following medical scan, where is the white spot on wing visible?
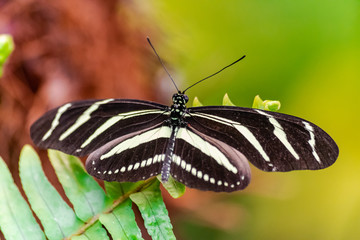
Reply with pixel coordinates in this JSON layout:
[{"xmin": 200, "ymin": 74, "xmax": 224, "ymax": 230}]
[
  {"xmin": 185, "ymin": 163, "xmax": 191, "ymax": 172},
  {"xmin": 153, "ymin": 155, "xmax": 158, "ymax": 163},
  {"xmin": 128, "ymin": 164, "xmax": 133, "ymax": 171},
  {"xmin": 203, "ymin": 174, "xmax": 209, "ymax": 182},
  {"xmin": 191, "ymin": 168, "xmax": 197, "ymax": 176},
  {"xmin": 172, "ymin": 155, "xmax": 225, "ymax": 190},
  {"xmin": 175, "ymin": 156, "xmax": 181, "ymax": 165},
  {"xmin": 134, "ymin": 162, "xmax": 140, "ymax": 170},
  {"xmin": 146, "ymin": 158, "xmax": 152, "ymax": 166},
  {"xmin": 181, "ymin": 160, "xmax": 186, "ymax": 169}
]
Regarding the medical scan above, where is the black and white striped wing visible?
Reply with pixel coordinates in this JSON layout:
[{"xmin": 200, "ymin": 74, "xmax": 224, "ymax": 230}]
[
  {"xmin": 85, "ymin": 123, "xmax": 172, "ymax": 182},
  {"xmin": 170, "ymin": 126, "xmax": 251, "ymax": 192},
  {"xmin": 30, "ymin": 99, "xmax": 168, "ymax": 156},
  {"xmin": 186, "ymin": 106, "xmax": 338, "ymax": 172},
  {"xmin": 84, "ymin": 122, "xmax": 251, "ymax": 192},
  {"xmin": 30, "ymin": 98, "xmax": 338, "ymax": 192}
]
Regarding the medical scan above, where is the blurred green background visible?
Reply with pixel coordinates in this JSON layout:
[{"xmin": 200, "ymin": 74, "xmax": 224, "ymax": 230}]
[{"xmin": 142, "ymin": 0, "xmax": 360, "ymax": 239}]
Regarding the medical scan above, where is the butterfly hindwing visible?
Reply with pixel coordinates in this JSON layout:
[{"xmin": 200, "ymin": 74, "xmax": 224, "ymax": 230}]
[
  {"xmin": 187, "ymin": 106, "xmax": 338, "ymax": 172},
  {"xmin": 30, "ymin": 99, "xmax": 168, "ymax": 156},
  {"xmin": 170, "ymin": 126, "xmax": 251, "ymax": 192},
  {"xmin": 85, "ymin": 124, "xmax": 172, "ymax": 182}
]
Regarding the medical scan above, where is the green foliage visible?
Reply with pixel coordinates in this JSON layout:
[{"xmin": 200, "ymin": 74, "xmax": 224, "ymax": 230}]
[
  {"xmin": 19, "ymin": 146, "xmax": 83, "ymax": 239},
  {"xmin": 192, "ymin": 96, "xmax": 203, "ymax": 107},
  {"xmin": 130, "ymin": 181, "xmax": 176, "ymax": 240},
  {"xmin": 0, "ymin": 156, "xmax": 45, "ymax": 240},
  {"xmin": 222, "ymin": 93, "xmax": 236, "ymax": 106},
  {"xmin": 99, "ymin": 199, "xmax": 143, "ymax": 240},
  {"xmin": 48, "ymin": 150, "xmax": 112, "ymax": 221},
  {"xmin": 157, "ymin": 175, "xmax": 186, "ymax": 199},
  {"xmin": 0, "ymin": 34, "xmax": 14, "ymax": 77},
  {"xmin": 252, "ymin": 95, "xmax": 281, "ymax": 111},
  {"xmin": 0, "ymin": 145, "xmax": 177, "ymax": 240},
  {"xmin": 194, "ymin": 94, "xmax": 281, "ymax": 112}
]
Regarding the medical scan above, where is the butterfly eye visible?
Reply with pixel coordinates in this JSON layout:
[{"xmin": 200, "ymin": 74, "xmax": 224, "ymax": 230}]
[{"xmin": 183, "ymin": 95, "xmax": 189, "ymax": 103}]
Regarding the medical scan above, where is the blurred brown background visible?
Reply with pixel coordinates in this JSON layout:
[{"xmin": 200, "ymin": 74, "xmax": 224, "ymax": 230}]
[{"xmin": 0, "ymin": 0, "xmax": 159, "ymax": 171}]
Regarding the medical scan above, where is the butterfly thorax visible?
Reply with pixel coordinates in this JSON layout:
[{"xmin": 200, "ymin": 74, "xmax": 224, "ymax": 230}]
[{"xmin": 169, "ymin": 93, "xmax": 189, "ymax": 126}]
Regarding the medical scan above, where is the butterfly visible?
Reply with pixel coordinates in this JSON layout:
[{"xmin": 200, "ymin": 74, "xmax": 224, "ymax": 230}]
[{"xmin": 30, "ymin": 38, "xmax": 339, "ymax": 192}]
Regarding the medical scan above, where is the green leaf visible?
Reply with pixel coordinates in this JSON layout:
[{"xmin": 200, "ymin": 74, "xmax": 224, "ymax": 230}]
[
  {"xmin": 104, "ymin": 181, "xmax": 144, "ymax": 200},
  {"xmin": 48, "ymin": 150, "xmax": 111, "ymax": 222},
  {"xmin": 252, "ymin": 95, "xmax": 281, "ymax": 111},
  {"xmin": 130, "ymin": 181, "xmax": 176, "ymax": 240},
  {"xmin": 0, "ymin": 156, "xmax": 45, "ymax": 240},
  {"xmin": 0, "ymin": 34, "xmax": 14, "ymax": 77},
  {"xmin": 72, "ymin": 222, "xmax": 109, "ymax": 240},
  {"xmin": 158, "ymin": 175, "xmax": 186, "ymax": 199},
  {"xmin": 100, "ymin": 199, "xmax": 143, "ymax": 240},
  {"xmin": 19, "ymin": 145, "xmax": 83, "ymax": 240},
  {"xmin": 263, "ymin": 100, "xmax": 281, "ymax": 111},
  {"xmin": 192, "ymin": 96, "xmax": 203, "ymax": 107},
  {"xmin": 222, "ymin": 93, "xmax": 236, "ymax": 106},
  {"xmin": 252, "ymin": 95, "xmax": 264, "ymax": 109}
]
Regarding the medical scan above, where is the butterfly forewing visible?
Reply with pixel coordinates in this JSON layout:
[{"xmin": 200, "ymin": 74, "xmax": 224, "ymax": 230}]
[
  {"xmin": 186, "ymin": 106, "xmax": 339, "ymax": 172},
  {"xmin": 30, "ymin": 99, "xmax": 168, "ymax": 156}
]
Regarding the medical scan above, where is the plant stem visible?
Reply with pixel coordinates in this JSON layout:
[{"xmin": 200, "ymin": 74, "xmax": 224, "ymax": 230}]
[{"xmin": 65, "ymin": 177, "xmax": 158, "ymax": 239}]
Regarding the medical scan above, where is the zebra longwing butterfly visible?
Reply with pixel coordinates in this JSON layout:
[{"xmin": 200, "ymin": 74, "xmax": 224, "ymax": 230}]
[{"xmin": 30, "ymin": 40, "xmax": 339, "ymax": 192}]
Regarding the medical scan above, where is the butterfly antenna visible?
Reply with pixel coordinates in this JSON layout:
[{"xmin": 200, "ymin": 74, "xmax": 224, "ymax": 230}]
[
  {"xmin": 182, "ymin": 55, "xmax": 246, "ymax": 93},
  {"xmin": 147, "ymin": 37, "xmax": 180, "ymax": 93}
]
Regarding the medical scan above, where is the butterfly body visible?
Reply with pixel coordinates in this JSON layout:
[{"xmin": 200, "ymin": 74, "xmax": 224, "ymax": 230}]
[{"xmin": 159, "ymin": 93, "xmax": 188, "ymax": 182}]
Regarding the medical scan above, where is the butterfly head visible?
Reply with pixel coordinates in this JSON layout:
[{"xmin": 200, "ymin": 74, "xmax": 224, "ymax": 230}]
[
  {"xmin": 172, "ymin": 92, "xmax": 189, "ymax": 106},
  {"xmin": 169, "ymin": 92, "xmax": 189, "ymax": 125}
]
